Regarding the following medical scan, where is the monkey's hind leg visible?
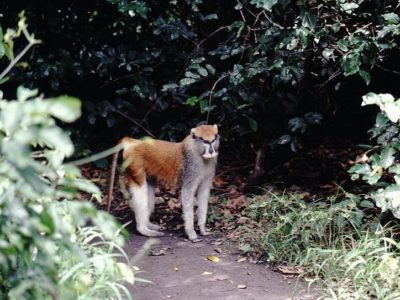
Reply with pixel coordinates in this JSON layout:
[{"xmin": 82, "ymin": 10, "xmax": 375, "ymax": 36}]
[
  {"xmin": 147, "ymin": 183, "xmax": 165, "ymax": 231},
  {"xmin": 129, "ymin": 181, "xmax": 164, "ymax": 237}
]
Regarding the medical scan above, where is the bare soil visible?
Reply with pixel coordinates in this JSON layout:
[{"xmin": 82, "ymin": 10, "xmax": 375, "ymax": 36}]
[{"xmin": 125, "ymin": 233, "xmax": 317, "ymax": 300}]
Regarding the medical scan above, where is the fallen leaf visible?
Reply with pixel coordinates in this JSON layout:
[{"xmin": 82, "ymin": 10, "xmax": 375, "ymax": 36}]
[
  {"xmin": 214, "ymin": 247, "xmax": 223, "ymax": 254},
  {"xmin": 237, "ymin": 257, "xmax": 247, "ymax": 263},
  {"xmin": 211, "ymin": 239, "xmax": 223, "ymax": 245},
  {"xmin": 225, "ymin": 196, "xmax": 247, "ymax": 211},
  {"xmin": 214, "ymin": 176, "xmax": 226, "ymax": 186},
  {"xmin": 167, "ymin": 198, "xmax": 181, "ymax": 210},
  {"xmin": 236, "ymin": 217, "xmax": 249, "ymax": 224},
  {"xmin": 207, "ymin": 255, "xmax": 220, "ymax": 262},
  {"xmin": 277, "ymin": 265, "xmax": 304, "ymax": 275},
  {"xmin": 149, "ymin": 249, "xmax": 165, "ymax": 256},
  {"xmin": 202, "ymin": 271, "xmax": 214, "ymax": 276},
  {"xmin": 237, "ymin": 284, "xmax": 247, "ymax": 289},
  {"xmin": 213, "ymin": 275, "xmax": 229, "ymax": 281}
]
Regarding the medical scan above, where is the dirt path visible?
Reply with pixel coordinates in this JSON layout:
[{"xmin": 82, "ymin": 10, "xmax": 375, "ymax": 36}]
[{"xmin": 125, "ymin": 233, "xmax": 317, "ymax": 300}]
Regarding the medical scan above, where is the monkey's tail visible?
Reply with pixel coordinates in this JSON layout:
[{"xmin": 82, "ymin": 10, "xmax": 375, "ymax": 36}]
[{"xmin": 106, "ymin": 142, "xmax": 123, "ymax": 212}]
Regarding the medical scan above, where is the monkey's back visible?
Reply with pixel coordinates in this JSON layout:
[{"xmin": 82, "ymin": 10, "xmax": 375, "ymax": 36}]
[{"xmin": 122, "ymin": 137, "xmax": 184, "ymax": 187}]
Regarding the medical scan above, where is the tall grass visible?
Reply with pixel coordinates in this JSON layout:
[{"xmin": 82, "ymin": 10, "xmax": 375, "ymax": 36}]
[{"xmin": 239, "ymin": 191, "xmax": 400, "ymax": 299}]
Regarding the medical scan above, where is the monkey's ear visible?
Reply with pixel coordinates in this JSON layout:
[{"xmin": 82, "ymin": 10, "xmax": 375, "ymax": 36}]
[
  {"xmin": 191, "ymin": 128, "xmax": 196, "ymax": 134},
  {"xmin": 213, "ymin": 124, "xmax": 218, "ymax": 129}
]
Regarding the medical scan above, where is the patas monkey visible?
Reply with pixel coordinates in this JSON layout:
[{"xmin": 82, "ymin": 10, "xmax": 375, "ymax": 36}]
[{"xmin": 107, "ymin": 124, "xmax": 219, "ymax": 241}]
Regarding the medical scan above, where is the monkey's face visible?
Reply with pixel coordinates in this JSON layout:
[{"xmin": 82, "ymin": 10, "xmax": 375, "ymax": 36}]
[{"xmin": 191, "ymin": 124, "xmax": 220, "ymax": 159}]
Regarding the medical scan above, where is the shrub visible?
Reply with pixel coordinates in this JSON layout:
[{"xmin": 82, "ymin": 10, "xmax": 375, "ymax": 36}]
[
  {"xmin": 349, "ymin": 93, "xmax": 400, "ymax": 219},
  {"xmin": 0, "ymin": 17, "xmax": 134, "ymax": 299}
]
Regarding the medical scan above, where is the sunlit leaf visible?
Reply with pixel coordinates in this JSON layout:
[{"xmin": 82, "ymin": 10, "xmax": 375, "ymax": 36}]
[{"xmin": 48, "ymin": 96, "xmax": 82, "ymax": 122}]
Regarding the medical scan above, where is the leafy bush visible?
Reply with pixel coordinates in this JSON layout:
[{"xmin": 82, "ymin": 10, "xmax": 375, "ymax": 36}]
[
  {"xmin": 0, "ymin": 86, "xmax": 134, "ymax": 299},
  {"xmin": 0, "ymin": 17, "xmax": 134, "ymax": 299},
  {"xmin": 239, "ymin": 191, "xmax": 400, "ymax": 299},
  {"xmin": 3, "ymin": 1, "xmax": 399, "ymax": 150},
  {"xmin": 349, "ymin": 92, "xmax": 400, "ymax": 218}
]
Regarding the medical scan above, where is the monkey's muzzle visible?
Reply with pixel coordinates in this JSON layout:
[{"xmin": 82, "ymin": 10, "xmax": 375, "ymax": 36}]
[{"xmin": 202, "ymin": 152, "xmax": 218, "ymax": 159}]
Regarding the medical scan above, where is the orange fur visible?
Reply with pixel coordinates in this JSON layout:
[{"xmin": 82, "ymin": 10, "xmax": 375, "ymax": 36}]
[
  {"xmin": 121, "ymin": 137, "xmax": 184, "ymax": 187},
  {"xmin": 191, "ymin": 124, "xmax": 218, "ymax": 141}
]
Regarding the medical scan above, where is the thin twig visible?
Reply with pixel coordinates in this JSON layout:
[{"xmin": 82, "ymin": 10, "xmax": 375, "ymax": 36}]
[
  {"xmin": 317, "ymin": 69, "xmax": 342, "ymax": 93},
  {"xmin": 0, "ymin": 41, "xmax": 39, "ymax": 81},
  {"xmin": 116, "ymin": 110, "xmax": 156, "ymax": 138},
  {"xmin": 376, "ymin": 64, "xmax": 400, "ymax": 76},
  {"xmin": 207, "ymin": 74, "xmax": 228, "ymax": 123},
  {"xmin": 262, "ymin": 11, "xmax": 284, "ymax": 30}
]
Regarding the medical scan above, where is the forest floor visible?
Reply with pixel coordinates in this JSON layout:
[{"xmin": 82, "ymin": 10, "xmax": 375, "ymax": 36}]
[
  {"xmin": 125, "ymin": 232, "xmax": 316, "ymax": 300},
  {"xmin": 84, "ymin": 136, "xmax": 362, "ymax": 300}
]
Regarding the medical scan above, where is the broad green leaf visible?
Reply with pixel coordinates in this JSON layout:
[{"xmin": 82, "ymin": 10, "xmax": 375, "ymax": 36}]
[
  {"xmin": 383, "ymin": 13, "xmax": 399, "ymax": 24},
  {"xmin": 365, "ymin": 173, "xmax": 381, "ymax": 185},
  {"xmin": 16, "ymin": 86, "xmax": 38, "ymax": 102},
  {"xmin": 277, "ymin": 134, "xmax": 291, "ymax": 144},
  {"xmin": 339, "ymin": 2, "xmax": 359, "ymax": 13},
  {"xmin": 197, "ymin": 67, "xmax": 208, "ymax": 77},
  {"xmin": 374, "ymin": 185, "xmax": 400, "ymax": 218},
  {"xmin": 248, "ymin": 118, "xmax": 258, "ymax": 131},
  {"xmin": 337, "ymin": 39, "xmax": 349, "ymax": 52},
  {"xmin": 250, "ymin": 0, "xmax": 278, "ymax": 11},
  {"xmin": 322, "ymin": 48, "xmax": 334, "ymax": 60},
  {"xmin": 301, "ymin": 11, "xmax": 318, "ymax": 29},
  {"xmin": 349, "ymin": 163, "xmax": 371, "ymax": 175},
  {"xmin": 48, "ymin": 96, "xmax": 82, "ymax": 122},
  {"xmin": 117, "ymin": 262, "xmax": 135, "ymax": 285},
  {"xmin": 3, "ymin": 43, "xmax": 13, "ymax": 60},
  {"xmin": 0, "ymin": 101, "xmax": 22, "ymax": 136},
  {"xmin": 205, "ymin": 64, "xmax": 216, "ymax": 75},
  {"xmin": 381, "ymin": 147, "xmax": 395, "ymax": 168},
  {"xmin": 185, "ymin": 71, "xmax": 201, "ymax": 79},
  {"xmin": 199, "ymin": 99, "xmax": 208, "ymax": 113},
  {"xmin": 359, "ymin": 70, "xmax": 370, "ymax": 85},
  {"xmin": 0, "ymin": 43, "xmax": 4, "ymax": 59},
  {"xmin": 179, "ymin": 77, "xmax": 196, "ymax": 86},
  {"xmin": 384, "ymin": 101, "xmax": 400, "ymax": 123},
  {"xmin": 341, "ymin": 53, "xmax": 360, "ymax": 76},
  {"xmin": 39, "ymin": 127, "xmax": 74, "ymax": 158},
  {"xmin": 359, "ymin": 200, "xmax": 375, "ymax": 208},
  {"xmin": 161, "ymin": 83, "xmax": 178, "ymax": 91},
  {"xmin": 186, "ymin": 96, "xmax": 199, "ymax": 106}
]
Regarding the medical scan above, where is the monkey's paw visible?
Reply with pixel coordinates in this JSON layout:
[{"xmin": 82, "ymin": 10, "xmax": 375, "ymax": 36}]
[
  {"xmin": 148, "ymin": 223, "xmax": 165, "ymax": 231},
  {"xmin": 138, "ymin": 227, "xmax": 165, "ymax": 237},
  {"xmin": 188, "ymin": 232, "xmax": 202, "ymax": 243},
  {"xmin": 190, "ymin": 237, "xmax": 203, "ymax": 243},
  {"xmin": 200, "ymin": 229, "xmax": 212, "ymax": 236}
]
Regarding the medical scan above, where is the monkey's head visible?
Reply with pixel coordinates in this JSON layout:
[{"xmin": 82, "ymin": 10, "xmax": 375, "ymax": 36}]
[{"xmin": 191, "ymin": 124, "xmax": 220, "ymax": 159}]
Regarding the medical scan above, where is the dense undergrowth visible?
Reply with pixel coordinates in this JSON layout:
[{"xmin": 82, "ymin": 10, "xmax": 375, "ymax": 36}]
[
  {"xmin": 0, "ymin": 15, "xmax": 135, "ymax": 300},
  {"xmin": 214, "ymin": 92, "xmax": 400, "ymax": 299},
  {"xmin": 224, "ymin": 191, "xmax": 400, "ymax": 299}
]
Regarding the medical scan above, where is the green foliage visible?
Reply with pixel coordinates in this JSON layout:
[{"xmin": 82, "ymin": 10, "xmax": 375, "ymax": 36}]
[
  {"xmin": 0, "ymin": 17, "xmax": 134, "ymax": 299},
  {"xmin": 245, "ymin": 192, "xmax": 364, "ymax": 263},
  {"xmin": 2, "ymin": 1, "xmax": 399, "ymax": 148},
  {"xmin": 305, "ymin": 228, "xmax": 400, "ymax": 300},
  {"xmin": 241, "ymin": 191, "xmax": 400, "ymax": 299},
  {"xmin": 349, "ymin": 93, "xmax": 400, "ymax": 218},
  {"xmin": 0, "ymin": 87, "xmax": 133, "ymax": 299}
]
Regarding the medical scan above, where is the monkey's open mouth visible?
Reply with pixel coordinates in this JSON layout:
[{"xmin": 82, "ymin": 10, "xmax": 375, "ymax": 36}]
[{"xmin": 202, "ymin": 152, "xmax": 218, "ymax": 159}]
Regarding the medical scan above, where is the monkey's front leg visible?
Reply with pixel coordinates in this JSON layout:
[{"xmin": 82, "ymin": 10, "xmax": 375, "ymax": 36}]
[
  {"xmin": 197, "ymin": 178, "xmax": 213, "ymax": 236},
  {"xmin": 181, "ymin": 186, "xmax": 201, "ymax": 242}
]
